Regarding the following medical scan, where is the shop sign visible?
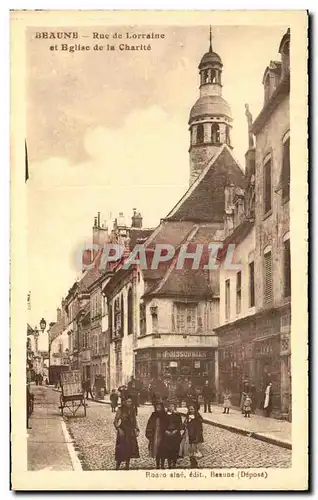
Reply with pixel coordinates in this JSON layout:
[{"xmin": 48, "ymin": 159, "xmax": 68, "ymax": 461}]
[
  {"xmin": 194, "ymin": 361, "xmax": 201, "ymax": 368},
  {"xmin": 158, "ymin": 350, "xmax": 207, "ymax": 359},
  {"xmin": 169, "ymin": 361, "xmax": 178, "ymax": 368}
]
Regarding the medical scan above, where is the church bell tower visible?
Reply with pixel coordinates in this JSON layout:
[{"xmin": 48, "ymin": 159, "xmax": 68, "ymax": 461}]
[{"xmin": 189, "ymin": 28, "xmax": 233, "ymax": 185}]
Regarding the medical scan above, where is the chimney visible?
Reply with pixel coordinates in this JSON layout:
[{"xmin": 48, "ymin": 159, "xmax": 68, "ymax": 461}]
[
  {"xmin": 131, "ymin": 208, "xmax": 143, "ymax": 228},
  {"xmin": 93, "ymin": 212, "xmax": 109, "ymax": 247},
  {"xmin": 117, "ymin": 212, "xmax": 126, "ymax": 227}
]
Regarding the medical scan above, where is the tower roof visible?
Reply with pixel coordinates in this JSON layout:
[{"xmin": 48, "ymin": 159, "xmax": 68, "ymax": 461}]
[
  {"xmin": 189, "ymin": 95, "xmax": 232, "ymax": 122},
  {"xmin": 199, "ymin": 26, "xmax": 222, "ymax": 68},
  {"xmin": 199, "ymin": 49, "xmax": 222, "ymax": 69}
]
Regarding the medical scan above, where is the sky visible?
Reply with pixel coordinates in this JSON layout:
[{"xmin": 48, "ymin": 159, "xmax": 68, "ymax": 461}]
[{"xmin": 26, "ymin": 24, "xmax": 288, "ymax": 326}]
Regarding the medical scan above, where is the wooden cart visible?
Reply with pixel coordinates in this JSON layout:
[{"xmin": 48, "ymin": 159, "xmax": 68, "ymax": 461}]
[{"xmin": 60, "ymin": 370, "xmax": 86, "ymax": 417}]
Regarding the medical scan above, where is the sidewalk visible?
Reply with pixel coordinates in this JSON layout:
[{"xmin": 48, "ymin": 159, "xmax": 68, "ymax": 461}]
[
  {"xmin": 28, "ymin": 386, "xmax": 81, "ymax": 470},
  {"xmin": 178, "ymin": 406, "xmax": 291, "ymax": 450},
  {"xmin": 84, "ymin": 393, "xmax": 291, "ymax": 450}
]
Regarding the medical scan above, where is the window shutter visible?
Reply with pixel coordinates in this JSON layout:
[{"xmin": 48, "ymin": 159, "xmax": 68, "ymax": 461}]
[
  {"xmin": 236, "ymin": 271, "xmax": 242, "ymax": 314},
  {"xmin": 249, "ymin": 261, "xmax": 255, "ymax": 307},
  {"xmin": 264, "ymin": 251, "xmax": 273, "ymax": 304},
  {"xmin": 225, "ymin": 279, "xmax": 230, "ymax": 319},
  {"xmin": 284, "ymin": 239, "xmax": 291, "ymax": 297},
  {"xmin": 264, "ymin": 160, "xmax": 272, "ymax": 214},
  {"xmin": 282, "ymin": 138, "xmax": 290, "ymax": 200}
]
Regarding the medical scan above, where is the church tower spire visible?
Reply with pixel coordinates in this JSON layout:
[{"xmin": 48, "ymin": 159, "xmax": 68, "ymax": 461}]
[
  {"xmin": 209, "ymin": 25, "xmax": 213, "ymax": 52},
  {"xmin": 188, "ymin": 28, "xmax": 233, "ymax": 185}
]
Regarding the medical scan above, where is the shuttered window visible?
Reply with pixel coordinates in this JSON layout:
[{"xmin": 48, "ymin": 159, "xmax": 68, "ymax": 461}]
[
  {"xmin": 236, "ymin": 271, "xmax": 242, "ymax": 314},
  {"xmin": 264, "ymin": 251, "xmax": 273, "ymax": 304},
  {"xmin": 284, "ymin": 239, "xmax": 291, "ymax": 297},
  {"xmin": 225, "ymin": 279, "xmax": 230, "ymax": 320},
  {"xmin": 140, "ymin": 303, "xmax": 146, "ymax": 336},
  {"xmin": 282, "ymin": 138, "xmax": 290, "ymax": 200},
  {"xmin": 249, "ymin": 261, "xmax": 255, "ymax": 307},
  {"xmin": 109, "ymin": 304, "xmax": 113, "ymax": 340},
  {"xmin": 263, "ymin": 159, "xmax": 272, "ymax": 214},
  {"xmin": 127, "ymin": 288, "xmax": 133, "ymax": 334}
]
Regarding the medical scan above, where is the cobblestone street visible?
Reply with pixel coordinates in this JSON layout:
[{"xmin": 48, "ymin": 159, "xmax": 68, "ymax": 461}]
[{"xmin": 65, "ymin": 401, "xmax": 292, "ymax": 470}]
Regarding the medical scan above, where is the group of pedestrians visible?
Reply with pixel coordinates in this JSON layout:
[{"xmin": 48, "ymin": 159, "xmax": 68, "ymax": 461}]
[
  {"xmin": 113, "ymin": 397, "xmax": 204, "ymax": 470},
  {"xmin": 238, "ymin": 380, "xmax": 274, "ymax": 418}
]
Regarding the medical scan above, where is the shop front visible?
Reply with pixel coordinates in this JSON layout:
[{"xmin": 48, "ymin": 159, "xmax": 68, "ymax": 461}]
[
  {"xmin": 135, "ymin": 347, "xmax": 216, "ymax": 393},
  {"xmin": 217, "ymin": 308, "xmax": 290, "ymax": 419}
]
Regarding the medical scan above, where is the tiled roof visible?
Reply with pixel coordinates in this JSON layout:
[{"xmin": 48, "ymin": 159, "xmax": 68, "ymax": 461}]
[
  {"xmin": 79, "ymin": 267, "xmax": 103, "ymax": 292},
  {"xmin": 166, "ymin": 146, "xmax": 245, "ymax": 222},
  {"xmin": 129, "ymin": 228, "xmax": 154, "ymax": 250},
  {"xmin": 48, "ymin": 319, "xmax": 64, "ymax": 343},
  {"xmin": 144, "ymin": 224, "xmax": 222, "ymax": 299}
]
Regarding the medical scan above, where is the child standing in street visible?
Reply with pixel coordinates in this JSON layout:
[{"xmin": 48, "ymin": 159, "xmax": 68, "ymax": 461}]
[
  {"xmin": 110, "ymin": 389, "xmax": 119, "ymax": 413},
  {"xmin": 222, "ymin": 389, "xmax": 232, "ymax": 414},
  {"xmin": 243, "ymin": 394, "xmax": 252, "ymax": 418},
  {"xmin": 179, "ymin": 404, "xmax": 204, "ymax": 468}
]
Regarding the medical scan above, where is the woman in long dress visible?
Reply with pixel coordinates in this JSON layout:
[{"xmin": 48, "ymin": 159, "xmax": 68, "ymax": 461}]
[
  {"xmin": 179, "ymin": 404, "xmax": 204, "ymax": 468},
  {"xmin": 163, "ymin": 402, "xmax": 182, "ymax": 469},
  {"xmin": 113, "ymin": 396, "xmax": 140, "ymax": 470},
  {"xmin": 263, "ymin": 382, "xmax": 273, "ymax": 417},
  {"xmin": 145, "ymin": 402, "xmax": 167, "ymax": 469}
]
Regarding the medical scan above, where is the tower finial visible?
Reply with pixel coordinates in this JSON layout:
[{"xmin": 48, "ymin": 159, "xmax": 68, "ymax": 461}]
[{"xmin": 209, "ymin": 25, "xmax": 212, "ymax": 52}]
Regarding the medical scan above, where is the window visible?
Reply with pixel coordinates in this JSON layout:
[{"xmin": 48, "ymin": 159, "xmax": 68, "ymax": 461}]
[
  {"xmin": 108, "ymin": 304, "xmax": 113, "ymax": 340},
  {"xmin": 249, "ymin": 261, "xmax": 255, "ymax": 307},
  {"xmin": 282, "ymin": 138, "xmax": 290, "ymax": 200},
  {"xmin": 83, "ymin": 331, "xmax": 89, "ymax": 349},
  {"xmin": 236, "ymin": 271, "xmax": 242, "ymax": 314},
  {"xmin": 225, "ymin": 125, "xmax": 231, "ymax": 146},
  {"xmin": 264, "ymin": 250, "xmax": 273, "ymax": 304},
  {"xmin": 175, "ymin": 303, "xmax": 197, "ymax": 334},
  {"xmin": 283, "ymin": 239, "xmax": 291, "ymax": 297},
  {"xmin": 121, "ymin": 295, "xmax": 124, "ymax": 336},
  {"xmin": 140, "ymin": 303, "xmax": 146, "ymax": 336},
  {"xmin": 127, "ymin": 288, "xmax": 133, "ymax": 335},
  {"xmin": 225, "ymin": 279, "xmax": 230, "ymax": 320},
  {"xmin": 197, "ymin": 124, "xmax": 204, "ymax": 144},
  {"xmin": 211, "ymin": 123, "xmax": 220, "ymax": 144},
  {"xmin": 114, "ymin": 296, "xmax": 122, "ymax": 337},
  {"xmin": 263, "ymin": 159, "xmax": 272, "ymax": 214}
]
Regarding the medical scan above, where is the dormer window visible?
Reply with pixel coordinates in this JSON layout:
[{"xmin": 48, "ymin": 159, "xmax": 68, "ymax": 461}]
[
  {"xmin": 281, "ymin": 40, "xmax": 290, "ymax": 77},
  {"xmin": 279, "ymin": 29, "xmax": 290, "ymax": 79},
  {"xmin": 264, "ymin": 73, "xmax": 270, "ymax": 103}
]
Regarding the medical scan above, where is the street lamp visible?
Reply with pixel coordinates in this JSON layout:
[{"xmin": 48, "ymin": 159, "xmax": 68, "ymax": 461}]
[{"xmin": 40, "ymin": 318, "xmax": 47, "ymax": 333}]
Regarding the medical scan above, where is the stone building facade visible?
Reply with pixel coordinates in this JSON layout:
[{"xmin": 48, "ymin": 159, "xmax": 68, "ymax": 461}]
[
  {"xmin": 251, "ymin": 28, "xmax": 291, "ymax": 420},
  {"xmin": 216, "ymin": 29, "xmax": 291, "ymax": 420}
]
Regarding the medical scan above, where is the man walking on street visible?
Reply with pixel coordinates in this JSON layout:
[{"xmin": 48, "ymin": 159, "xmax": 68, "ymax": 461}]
[
  {"xmin": 83, "ymin": 377, "xmax": 94, "ymax": 400},
  {"xmin": 202, "ymin": 380, "xmax": 213, "ymax": 413}
]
